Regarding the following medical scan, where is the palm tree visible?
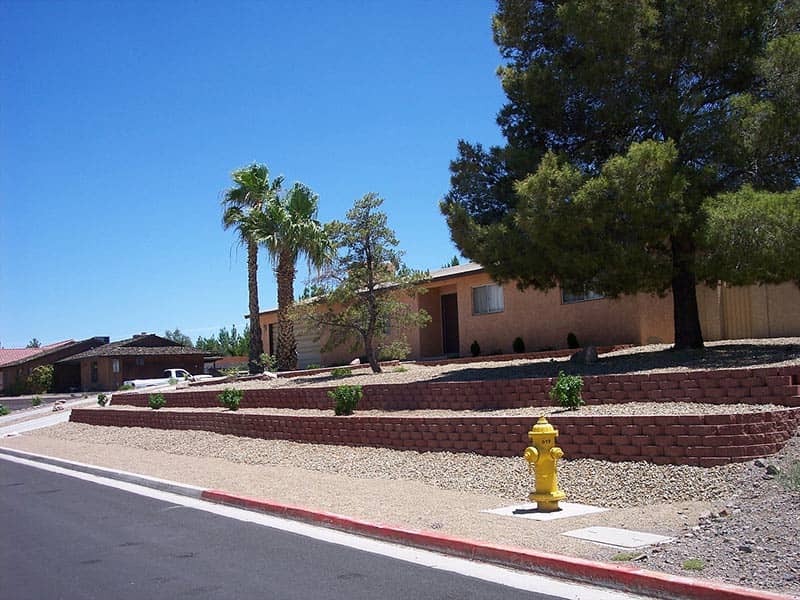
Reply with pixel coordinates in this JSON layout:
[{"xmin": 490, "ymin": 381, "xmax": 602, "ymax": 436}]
[
  {"xmin": 247, "ymin": 182, "xmax": 331, "ymax": 371},
  {"xmin": 222, "ymin": 163, "xmax": 283, "ymax": 374}
]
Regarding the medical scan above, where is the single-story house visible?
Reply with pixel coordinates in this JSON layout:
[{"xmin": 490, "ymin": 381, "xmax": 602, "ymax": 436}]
[
  {"xmin": 203, "ymin": 355, "xmax": 249, "ymax": 375},
  {"xmin": 259, "ymin": 263, "xmax": 800, "ymax": 368},
  {"xmin": 57, "ymin": 333, "xmax": 209, "ymax": 392},
  {"xmin": 1, "ymin": 337, "xmax": 110, "ymax": 394}
]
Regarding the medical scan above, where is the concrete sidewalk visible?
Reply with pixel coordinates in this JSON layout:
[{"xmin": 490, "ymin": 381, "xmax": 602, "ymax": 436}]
[{"xmin": 0, "ymin": 435, "xmax": 793, "ymax": 600}]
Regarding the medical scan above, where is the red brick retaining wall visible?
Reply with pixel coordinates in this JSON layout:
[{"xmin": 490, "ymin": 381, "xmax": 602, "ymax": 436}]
[
  {"xmin": 114, "ymin": 365, "xmax": 800, "ymax": 410},
  {"xmin": 71, "ymin": 406, "xmax": 800, "ymax": 467}
]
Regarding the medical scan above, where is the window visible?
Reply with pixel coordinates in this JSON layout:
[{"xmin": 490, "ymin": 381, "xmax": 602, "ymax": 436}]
[
  {"xmin": 472, "ymin": 284, "xmax": 504, "ymax": 315},
  {"xmin": 562, "ymin": 287, "xmax": 605, "ymax": 304},
  {"xmin": 112, "ymin": 359, "xmax": 120, "ymax": 373},
  {"xmin": 90, "ymin": 362, "xmax": 98, "ymax": 383}
]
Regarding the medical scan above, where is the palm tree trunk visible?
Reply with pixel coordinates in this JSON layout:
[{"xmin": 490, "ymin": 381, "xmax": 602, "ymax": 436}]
[
  {"xmin": 276, "ymin": 252, "xmax": 298, "ymax": 371},
  {"xmin": 247, "ymin": 240, "xmax": 264, "ymax": 373}
]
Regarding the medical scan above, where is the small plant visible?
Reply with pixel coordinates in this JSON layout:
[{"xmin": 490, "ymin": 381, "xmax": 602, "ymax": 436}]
[
  {"xmin": 97, "ymin": 393, "xmax": 108, "ymax": 407},
  {"xmin": 305, "ymin": 363, "xmax": 322, "ymax": 370},
  {"xmin": 378, "ymin": 339, "xmax": 411, "ymax": 361},
  {"xmin": 31, "ymin": 396, "xmax": 42, "ymax": 407},
  {"xmin": 328, "ymin": 385, "xmax": 363, "ymax": 416},
  {"xmin": 549, "ymin": 371, "xmax": 584, "ymax": 410},
  {"xmin": 393, "ymin": 366, "xmax": 408, "ymax": 373},
  {"xmin": 682, "ymin": 558, "xmax": 705, "ymax": 571},
  {"xmin": 167, "ymin": 377, "xmax": 179, "ymax": 386},
  {"xmin": 331, "ymin": 367, "xmax": 353, "ymax": 379},
  {"xmin": 0, "ymin": 404, "xmax": 9, "ymax": 416},
  {"xmin": 512, "ymin": 336, "xmax": 525, "ymax": 353},
  {"xmin": 611, "ymin": 552, "xmax": 641, "ymax": 561},
  {"xmin": 780, "ymin": 460, "xmax": 800, "ymax": 491},
  {"xmin": 218, "ymin": 387, "xmax": 243, "ymax": 411},
  {"xmin": 567, "ymin": 332, "xmax": 580, "ymax": 349},
  {"xmin": 148, "ymin": 393, "xmax": 166, "ymax": 410},
  {"xmin": 470, "ymin": 340, "xmax": 480, "ymax": 357},
  {"xmin": 118, "ymin": 383, "xmax": 134, "ymax": 391},
  {"xmin": 260, "ymin": 353, "xmax": 278, "ymax": 372}
]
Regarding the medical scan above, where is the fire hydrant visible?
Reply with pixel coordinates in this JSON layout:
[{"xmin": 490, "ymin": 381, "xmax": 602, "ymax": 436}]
[{"xmin": 524, "ymin": 417, "xmax": 566, "ymax": 512}]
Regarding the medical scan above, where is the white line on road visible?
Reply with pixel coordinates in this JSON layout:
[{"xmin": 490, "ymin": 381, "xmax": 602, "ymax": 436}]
[{"xmin": 0, "ymin": 452, "xmax": 650, "ymax": 600}]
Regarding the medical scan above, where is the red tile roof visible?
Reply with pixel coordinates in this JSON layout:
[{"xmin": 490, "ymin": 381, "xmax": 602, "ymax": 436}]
[{"xmin": 0, "ymin": 340, "xmax": 74, "ymax": 367}]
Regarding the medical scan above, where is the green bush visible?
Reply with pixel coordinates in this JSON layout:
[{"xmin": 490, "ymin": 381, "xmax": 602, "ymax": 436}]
[
  {"xmin": 27, "ymin": 365, "xmax": 54, "ymax": 394},
  {"xmin": 470, "ymin": 340, "xmax": 480, "ymax": 357},
  {"xmin": 549, "ymin": 371, "xmax": 584, "ymax": 410},
  {"xmin": 512, "ymin": 337, "xmax": 526, "ymax": 353},
  {"xmin": 331, "ymin": 367, "xmax": 353, "ymax": 379},
  {"xmin": 0, "ymin": 404, "xmax": 9, "ymax": 416},
  {"xmin": 31, "ymin": 396, "xmax": 42, "ymax": 407},
  {"xmin": 260, "ymin": 353, "xmax": 278, "ymax": 372},
  {"xmin": 167, "ymin": 378, "xmax": 178, "ymax": 386},
  {"xmin": 780, "ymin": 460, "xmax": 800, "ymax": 492},
  {"xmin": 218, "ymin": 387, "xmax": 243, "ymax": 411},
  {"xmin": 378, "ymin": 340, "xmax": 411, "ymax": 361},
  {"xmin": 97, "ymin": 393, "xmax": 108, "ymax": 407},
  {"xmin": 148, "ymin": 393, "xmax": 166, "ymax": 410},
  {"xmin": 118, "ymin": 383, "xmax": 134, "ymax": 391},
  {"xmin": 305, "ymin": 363, "xmax": 322, "ymax": 370},
  {"xmin": 328, "ymin": 385, "xmax": 363, "ymax": 416},
  {"xmin": 567, "ymin": 332, "xmax": 580, "ymax": 349}
]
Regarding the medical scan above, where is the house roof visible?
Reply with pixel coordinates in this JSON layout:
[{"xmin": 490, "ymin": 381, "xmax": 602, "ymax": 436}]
[
  {"xmin": 258, "ymin": 262, "xmax": 487, "ymax": 316},
  {"xmin": 0, "ymin": 340, "xmax": 76, "ymax": 368},
  {"xmin": 59, "ymin": 334, "xmax": 208, "ymax": 362}
]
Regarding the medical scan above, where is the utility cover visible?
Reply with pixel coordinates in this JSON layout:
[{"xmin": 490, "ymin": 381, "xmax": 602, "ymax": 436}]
[{"xmin": 561, "ymin": 526, "xmax": 673, "ymax": 548}]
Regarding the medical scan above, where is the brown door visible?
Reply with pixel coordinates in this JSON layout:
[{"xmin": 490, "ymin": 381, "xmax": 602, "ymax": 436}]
[{"xmin": 441, "ymin": 294, "xmax": 460, "ymax": 355}]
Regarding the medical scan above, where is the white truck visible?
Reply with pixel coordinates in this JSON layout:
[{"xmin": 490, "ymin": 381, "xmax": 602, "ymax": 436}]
[{"xmin": 123, "ymin": 369, "xmax": 212, "ymax": 389}]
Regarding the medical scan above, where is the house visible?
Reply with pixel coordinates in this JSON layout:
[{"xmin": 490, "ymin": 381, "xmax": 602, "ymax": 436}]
[
  {"xmin": 204, "ymin": 355, "xmax": 249, "ymax": 375},
  {"xmin": 0, "ymin": 337, "xmax": 110, "ymax": 394},
  {"xmin": 259, "ymin": 263, "xmax": 800, "ymax": 368},
  {"xmin": 57, "ymin": 333, "xmax": 209, "ymax": 392}
]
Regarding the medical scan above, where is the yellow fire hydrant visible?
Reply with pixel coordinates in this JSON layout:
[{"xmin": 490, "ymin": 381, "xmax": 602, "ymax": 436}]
[{"xmin": 524, "ymin": 417, "xmax": 566, "ymax": 512}]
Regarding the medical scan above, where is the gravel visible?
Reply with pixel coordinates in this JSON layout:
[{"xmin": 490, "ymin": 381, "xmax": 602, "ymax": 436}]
[{"xmin": 183, "ymin": 337, "xmax": 800, "ymax": 392}]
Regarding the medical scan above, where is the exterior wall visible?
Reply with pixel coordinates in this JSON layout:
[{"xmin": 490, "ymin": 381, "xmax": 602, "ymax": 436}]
[
  {"xmin": 79, "ymin": 354, "xmax": 205, "ymax": 391},
  {"xmin": 259, "ymin": 272, "xmax": 800, "ymax": 364}
]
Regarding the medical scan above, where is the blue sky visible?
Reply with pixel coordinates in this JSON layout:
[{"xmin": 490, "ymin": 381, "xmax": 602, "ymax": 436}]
[{"xmin": 0, "ymin": 1, "xmax": 505, "ymax": 348}]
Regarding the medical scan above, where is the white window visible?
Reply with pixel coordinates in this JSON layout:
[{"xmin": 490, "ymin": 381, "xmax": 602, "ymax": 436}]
[
  {"xmin": 562, "ymin": 287, "xmax": 605, "ymax": 304},
  {"xmin": 112, "ymin": 359, "xmax": 120, "ymax": 373},
  {"xmin": 472, "ymin": 284, "xmax": 504, "ymax": 315}
]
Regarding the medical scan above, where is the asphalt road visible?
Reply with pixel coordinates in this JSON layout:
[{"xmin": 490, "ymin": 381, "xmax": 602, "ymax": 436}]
[{"xmin": 0, "ymin": 461, "xmax": 567, "ymax": 600}]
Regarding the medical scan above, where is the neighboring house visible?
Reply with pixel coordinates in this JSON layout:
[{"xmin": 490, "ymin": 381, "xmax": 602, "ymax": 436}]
[
  {"xmin": 0, "ymin": 337, "xmax": 110, "ymax": 394},
  {"xmin": 259, "ymin": 263, "xmax": 800, "ymax": 368},
  {"xmin": 57, "ymin": 333, "xmax": 209, "ymax": 392}
]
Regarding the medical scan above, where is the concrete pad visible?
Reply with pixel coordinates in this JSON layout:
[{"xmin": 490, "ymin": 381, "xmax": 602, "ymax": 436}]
[
  {"xmin": 482, "ymin": 502, "xmax": 608, "ymax": 521},
  {"xmin": 561, "ymin": 526, "xmax": 673, "ymax": 548}
]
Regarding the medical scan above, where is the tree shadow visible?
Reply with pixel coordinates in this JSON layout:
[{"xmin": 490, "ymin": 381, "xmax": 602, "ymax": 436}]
[{"xmin": 427, "ymin": 343, "xmax": 800, "ymax": 383}]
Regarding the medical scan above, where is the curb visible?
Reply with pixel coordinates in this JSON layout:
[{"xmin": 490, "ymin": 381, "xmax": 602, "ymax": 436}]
[
  {"xmin": 1, "ymin": 448, "xmax": 792, "ymax": 600},
  {"xmin": 200, "ymin": 489, "xmax": 794, "ymax": 600}
]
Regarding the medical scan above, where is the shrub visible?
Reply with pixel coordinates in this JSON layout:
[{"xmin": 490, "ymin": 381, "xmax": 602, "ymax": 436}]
[
  {"xmin": 780, "ymin": 460, "xmax": 800, "ymax": 492},
  {"xmin": 118, "ymin": 383, "xmax": 134, "ymax": 391},
  {"xmin": 27, "ymin": 365, "xmax": 54, "ymax": 394},
  {"xmin": 567, "ymin": 332, "xmax": 580, "ymax": 349},
  {"xmin": 148, "ymin": 393, "xmax": 166, "ymax": 410},
  {"xmin": 328, "ymin": 385, "xmax": 362, "ymax": 416},
  {"xmin": 512, "ymin": 337, "xmax": 525, "ymax": 353},
  {"xmin": 218, "ymin": 387, "xmax": 243, "ymax": 411},
  {"xmin": 549, "ymin": 371, "xmax": 584, "ymax": 410},
  {"xmin": 470, "ymin": 340, "xmax": 480, "ymax": 357},
  {"xmin": 305, "ymin": 363, "xmax": 322, "ymax": 370},
  {"xmin": 31, "ymin": 396, "xmax": 42, "ymax": 407},
  {"xmin": 97, "ymin": 393, "xmax": 108, "ymax": 407},
  {"xmin": 167, "ymin": 378, "xmax": 178, "ymax": 386},
  {"xmin": 378, "ymin": 339, "xmax": 411, "ymax": 361},
  {"xmin": 331, "ymin": 367, "xmax": 353, "ymax": 379},
  {"xmin": 0, "ymin": 404, "xmax": 9, "ymax": 416},
  {"xmin": 260, "ymin": 353, "xmax": 278, "ymax": 372}
]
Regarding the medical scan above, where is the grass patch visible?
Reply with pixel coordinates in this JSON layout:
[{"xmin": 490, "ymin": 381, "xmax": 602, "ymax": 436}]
[
  {"xmin": 610, "ymin": 552, "xmax": 641, "ymax": 562},
  {"xmin": 682, "ymin": 558, "xmax": 705, "ymax": 571},
  {"xmin": 393, "ymin": 366, "xmax": 408, "ymax": 373},
  {"xmin": 331, "ymin": 367, "xmax": 353, "ymax": 379}
]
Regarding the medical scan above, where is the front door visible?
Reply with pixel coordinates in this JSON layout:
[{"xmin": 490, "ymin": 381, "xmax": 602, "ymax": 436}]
[{"xmin": 441, "ymin": 294, "xmax": 460, "ymax": 355}]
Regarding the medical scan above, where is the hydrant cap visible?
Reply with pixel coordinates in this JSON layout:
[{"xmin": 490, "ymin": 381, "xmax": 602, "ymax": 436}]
[{"xmin": 530, "ymin": 416, "xmax": 558, "ymax": 438}]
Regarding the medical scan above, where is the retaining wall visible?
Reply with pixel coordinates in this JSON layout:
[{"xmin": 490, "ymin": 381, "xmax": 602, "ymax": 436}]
[
  {"xmin": 71, "ymin": 406, "xmax": 800, "ymax": 467},
  {"xmin": 114, "ymin": 365, "xmax": 800, "ymax": 410}
]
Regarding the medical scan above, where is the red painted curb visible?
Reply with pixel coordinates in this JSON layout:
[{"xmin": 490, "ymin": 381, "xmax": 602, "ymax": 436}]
[{"xmin": 200, "ymin": 489, "xmax": 793, "ymax": 600}]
